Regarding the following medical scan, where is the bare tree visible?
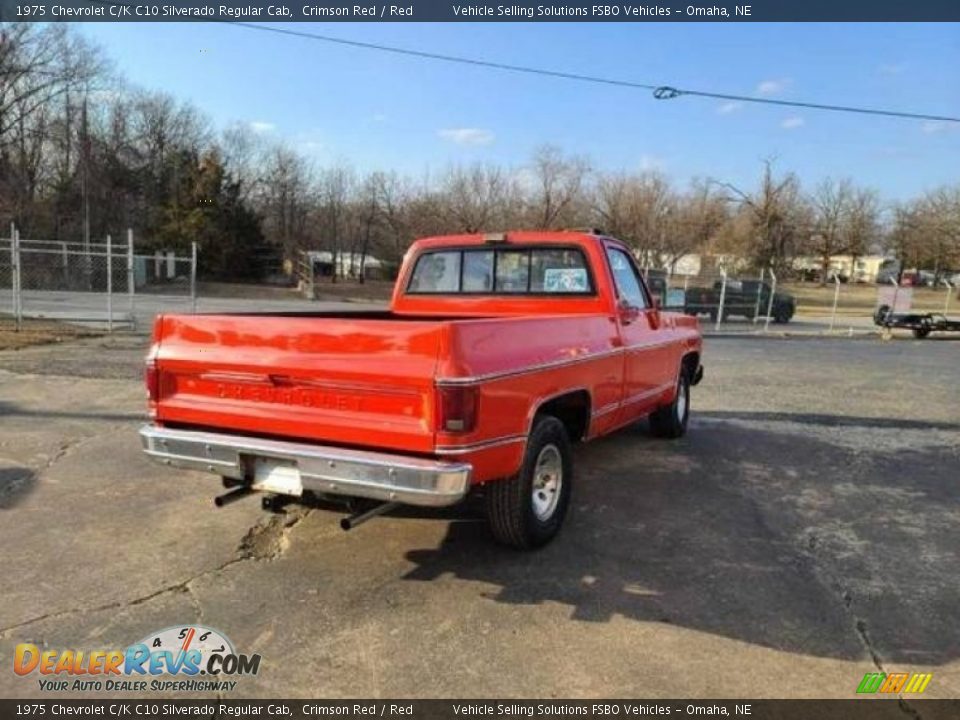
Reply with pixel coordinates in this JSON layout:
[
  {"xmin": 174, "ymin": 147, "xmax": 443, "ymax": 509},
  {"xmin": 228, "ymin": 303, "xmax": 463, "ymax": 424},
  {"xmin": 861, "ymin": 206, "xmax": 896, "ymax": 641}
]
[
  {"xmin": 810, "ymin": 178, "xmax": 853, "ymax": 283},
  {"xmin": 260, "ymin": 144, "xmax": 312, "ymax": 257},
  {"xmin": 526, "ymin": 144, "xmax": 591, "ymax": 229},
  {"xmin": 842, "ymin": 187, "xmax": 881, "ymax": 280},
  {"xmin": 316, "ymin": 163, "xmax": 353, "ymax": 281},
  {"xmin": 715, "ymin": 159, "xmax": 810, "ymax": 274},
  {"xmin": 438, "ymin": 163, "xmax": 510, "ymax": 233}
]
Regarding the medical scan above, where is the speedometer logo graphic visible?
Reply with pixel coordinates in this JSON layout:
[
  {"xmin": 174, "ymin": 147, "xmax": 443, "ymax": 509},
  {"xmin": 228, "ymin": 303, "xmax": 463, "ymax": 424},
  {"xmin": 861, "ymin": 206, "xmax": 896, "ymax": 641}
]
[{"xmin": 137, "ymin": 625, "xmax": 234, "ymax": 671}]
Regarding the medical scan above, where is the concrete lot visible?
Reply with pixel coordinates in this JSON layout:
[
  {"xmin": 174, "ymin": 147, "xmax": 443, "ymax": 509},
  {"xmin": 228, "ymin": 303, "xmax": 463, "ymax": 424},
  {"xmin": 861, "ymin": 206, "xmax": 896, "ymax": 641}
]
[{"xmin": 0, "ymin": 331, "xmax": 958, "ymax": 700}]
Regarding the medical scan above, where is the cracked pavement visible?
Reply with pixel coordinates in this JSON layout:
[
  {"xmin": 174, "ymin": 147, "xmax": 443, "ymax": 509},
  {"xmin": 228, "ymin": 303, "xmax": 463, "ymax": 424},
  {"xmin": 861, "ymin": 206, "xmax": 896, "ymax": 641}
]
[{"xmin": 0, "ymin": 334, "xmax": 958, "ymax": 701}]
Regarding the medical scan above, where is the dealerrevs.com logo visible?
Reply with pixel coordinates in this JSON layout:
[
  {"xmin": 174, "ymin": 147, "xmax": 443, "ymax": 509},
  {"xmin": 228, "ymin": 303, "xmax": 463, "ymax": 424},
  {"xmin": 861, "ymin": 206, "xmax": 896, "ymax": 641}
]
[{"xmin": 14, "ymin": 625, "xmax": 261, "ymax": 693}]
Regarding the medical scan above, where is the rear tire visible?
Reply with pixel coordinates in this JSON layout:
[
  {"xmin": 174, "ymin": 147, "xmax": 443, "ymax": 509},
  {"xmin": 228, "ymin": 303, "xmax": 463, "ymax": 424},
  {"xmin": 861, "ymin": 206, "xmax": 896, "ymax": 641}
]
[
  {"xmin": 486, "ymin": 415, "xmax": 572, "ymax": 550},
  {"xmin": 650, "ymin": 368, "xmax": 691, "ymax": 439}
]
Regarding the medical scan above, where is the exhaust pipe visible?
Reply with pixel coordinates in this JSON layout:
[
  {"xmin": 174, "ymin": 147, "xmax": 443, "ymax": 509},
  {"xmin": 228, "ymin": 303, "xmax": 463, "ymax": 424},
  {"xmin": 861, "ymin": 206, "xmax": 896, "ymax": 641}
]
[
  {"xmin": 214, "ymin": 486, "xmax": 253, "ymax": 507},
  {"xmin": 340, "ymin": 501, "xmax": 400, "ymax": 531}
]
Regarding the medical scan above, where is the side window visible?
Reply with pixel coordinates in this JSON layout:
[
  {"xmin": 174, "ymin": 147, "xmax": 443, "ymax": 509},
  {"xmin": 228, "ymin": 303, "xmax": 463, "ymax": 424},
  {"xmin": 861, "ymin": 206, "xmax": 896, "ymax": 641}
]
[{"xmin": 606, "ymin": 248, "xmax": 648, "ymax": 309}]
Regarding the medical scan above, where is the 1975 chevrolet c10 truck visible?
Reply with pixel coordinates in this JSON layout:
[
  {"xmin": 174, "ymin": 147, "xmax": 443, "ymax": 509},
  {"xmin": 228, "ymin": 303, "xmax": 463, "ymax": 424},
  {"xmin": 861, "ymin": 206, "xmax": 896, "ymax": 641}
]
[{"xmin": 141, "ymin": 230, "xmax": 703, "ymax": 548}]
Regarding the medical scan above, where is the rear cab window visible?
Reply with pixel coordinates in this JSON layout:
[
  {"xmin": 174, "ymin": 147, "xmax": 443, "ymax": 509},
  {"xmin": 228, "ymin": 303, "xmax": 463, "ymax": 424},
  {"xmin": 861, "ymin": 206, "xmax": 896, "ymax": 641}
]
[{"xmin": 407, "ymin": 246, "xmax": 594, "ymax": 295}]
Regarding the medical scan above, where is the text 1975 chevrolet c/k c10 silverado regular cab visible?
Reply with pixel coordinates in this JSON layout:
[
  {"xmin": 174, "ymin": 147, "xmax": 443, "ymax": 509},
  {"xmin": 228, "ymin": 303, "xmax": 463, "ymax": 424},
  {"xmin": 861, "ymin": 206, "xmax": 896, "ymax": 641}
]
[{"xmin": 141, "ymin": 230, "xmax": 703, "ymax": 549}]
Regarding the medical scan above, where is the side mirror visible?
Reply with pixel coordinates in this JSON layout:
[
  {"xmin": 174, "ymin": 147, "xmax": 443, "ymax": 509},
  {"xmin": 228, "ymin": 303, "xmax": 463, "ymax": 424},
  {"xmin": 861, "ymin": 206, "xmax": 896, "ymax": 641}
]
[{"xmin": 617, "ymin": 300, "xmax": 640, "ymax": 325}]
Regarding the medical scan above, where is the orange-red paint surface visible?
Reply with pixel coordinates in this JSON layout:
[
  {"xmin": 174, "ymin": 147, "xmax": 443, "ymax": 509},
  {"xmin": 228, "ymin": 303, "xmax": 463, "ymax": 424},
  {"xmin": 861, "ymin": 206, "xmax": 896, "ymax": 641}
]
[{"xmin": 148, "ymin": 231, "xmax": 702, "ymax": 484}]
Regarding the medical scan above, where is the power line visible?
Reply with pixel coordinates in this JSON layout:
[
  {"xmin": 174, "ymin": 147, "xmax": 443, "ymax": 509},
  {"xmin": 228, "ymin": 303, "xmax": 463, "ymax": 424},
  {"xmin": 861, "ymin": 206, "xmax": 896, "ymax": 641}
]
[{"xmin": 225, "ymin": 22, "xmax": 960, "ymax": 124}]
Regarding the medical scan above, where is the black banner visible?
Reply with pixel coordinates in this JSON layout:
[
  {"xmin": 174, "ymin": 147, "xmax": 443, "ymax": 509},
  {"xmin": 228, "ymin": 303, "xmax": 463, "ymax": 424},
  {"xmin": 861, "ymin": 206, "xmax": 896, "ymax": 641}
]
[
  {"xmin": 3, "ymin": 701, "xmax": 960, "ymax": 720},
  {"xmin": 3, "ymin": 0, "xmax": 960, "ymax": 22}
]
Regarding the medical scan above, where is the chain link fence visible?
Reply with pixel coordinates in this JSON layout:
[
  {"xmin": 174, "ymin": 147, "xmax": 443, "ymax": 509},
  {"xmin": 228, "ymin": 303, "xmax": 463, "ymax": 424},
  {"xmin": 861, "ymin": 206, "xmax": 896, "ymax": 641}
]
[
  {"xmin": 651, "ymin": 268, "xmax": 786, "ymax": 332},
  {"xmin": 651, "ymin": 265, "xmax": 957, "ymax": 335},
  {"xmin": 3, "ymin": 224, "xmax": 956, "ymax": 338},
  {"xmin": 1, "ymin": 225, "xmax": 197, "ymax": 333}
]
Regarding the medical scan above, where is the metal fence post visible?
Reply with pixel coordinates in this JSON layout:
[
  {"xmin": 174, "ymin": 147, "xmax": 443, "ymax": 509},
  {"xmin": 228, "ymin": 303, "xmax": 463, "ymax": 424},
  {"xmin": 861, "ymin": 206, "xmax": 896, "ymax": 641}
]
[
  {"xmin": 715, "ymin": 268, "xmax": 727, "ymax": 332},
  {"xmin": 127, "ymin": 229, "xmax": 135, "ymax": 315},
  {"xmin": 12, "ymin": 225, "xmax": 22, "ymax": 332},
  {"xmin": 943, "ymin": 280, "xmax": 954, "ymax": 316},
  {"xmin": 764, "ymin": 269, "xmax": 777, "ymax": 333},
  {"xmin": 829, "ymin": 275, "xmax": 841, "ymax": 332},
  {"xmin": 106, "ymin": 234, "xmax": 113, "ymax": 333},
  {"xmin": 190, "ymin": 241, "xmax": 198, "ymax": 313},
  {"xmin": 6, "ymin": 223, "xmax": 12, "ymax": 327}
]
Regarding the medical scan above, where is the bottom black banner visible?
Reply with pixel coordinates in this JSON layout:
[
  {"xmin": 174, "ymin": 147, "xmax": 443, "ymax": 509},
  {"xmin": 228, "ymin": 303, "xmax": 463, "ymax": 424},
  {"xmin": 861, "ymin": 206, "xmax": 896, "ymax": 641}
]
[{"xmin": 2, "ymin": 700, "xmax": 959, "ymax": 720}]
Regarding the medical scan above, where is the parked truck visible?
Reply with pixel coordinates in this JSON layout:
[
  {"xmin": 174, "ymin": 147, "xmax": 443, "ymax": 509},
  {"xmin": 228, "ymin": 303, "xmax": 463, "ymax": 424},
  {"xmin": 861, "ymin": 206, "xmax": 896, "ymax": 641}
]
[
  {"xmin": 140, "ymin": 230, "xmax": 704, "ymax": 549},
  {"xmin": 683, "ymin": 279, "xmax": 796, "ymax": 324}
]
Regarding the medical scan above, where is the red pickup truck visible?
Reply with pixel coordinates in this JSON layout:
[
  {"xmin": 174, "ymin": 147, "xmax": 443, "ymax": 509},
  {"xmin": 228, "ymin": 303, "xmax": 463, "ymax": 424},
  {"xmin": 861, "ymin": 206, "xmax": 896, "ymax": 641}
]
[{"xmin": 141, "ymin": 230, "xmax": 703, "ymax": 548}]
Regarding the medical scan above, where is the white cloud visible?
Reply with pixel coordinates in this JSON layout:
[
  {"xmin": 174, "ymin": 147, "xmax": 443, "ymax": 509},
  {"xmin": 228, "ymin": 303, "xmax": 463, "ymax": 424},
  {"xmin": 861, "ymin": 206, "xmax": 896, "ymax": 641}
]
[
  {"xmin": 717, "ymin": 101, "xmax": 743, "ymax": 115},
  {"xmin": 781, "ymin": 116, "xmax": 805, "ymax": 130},
  {"xmin": 756, "ymin": 78, "xmax": 791, "ymax": 96},
  {"xmin": 299, "ymin": 140, "xmax": 325, "ymax": 154},
  {"xmin": 438, "ymin": 128, "xmax": 495, "ymax": 146},
  {"xmin": 921, "ymin": 121, "xmax": 954, "ymax": 135},
  {"xmin": 249, "ymin": 121, "xmax": 276, "ymax": 134},
  {"xmin": 370, "ymin": 113, "xmax": 388, "ymax": 123},
  {"xmin": 878, "ymin": 63, "xmax": 905, "ymax": 76},
  {"xmin": 639, "ymin": 154, "xmax": 666, "ymax": 171}
]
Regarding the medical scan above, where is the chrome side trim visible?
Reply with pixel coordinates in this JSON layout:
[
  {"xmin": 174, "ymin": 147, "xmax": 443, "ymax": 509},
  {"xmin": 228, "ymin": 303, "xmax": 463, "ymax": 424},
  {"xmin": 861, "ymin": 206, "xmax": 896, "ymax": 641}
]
[
  {"xmin": 434, "ymin": 434, "xmax": 527, "ymax": 455},
  {"xmin": 623, "ymin": 338, "xmax": 677, "ymax": 354},
  {"xmin": 436, "ymin": 345, "xmax": 624, "ymax": 386},
  {"xmin": 589, "ymin": 382, "xmax": 674, "ymax": 419},
  {"xmin": 436, "ymin": 335, "xmax": 680, "ymax": 386},
  {"xmin": 591, "ymin": 402, "xmax": 620, "ymax": 419},
  {"xmin": 140, "ymin": 425, "xmax": 470, "ymax": 507},
  {"xmin": 622, "ymin": 382, "xmax": 675, "ymax": 406}
]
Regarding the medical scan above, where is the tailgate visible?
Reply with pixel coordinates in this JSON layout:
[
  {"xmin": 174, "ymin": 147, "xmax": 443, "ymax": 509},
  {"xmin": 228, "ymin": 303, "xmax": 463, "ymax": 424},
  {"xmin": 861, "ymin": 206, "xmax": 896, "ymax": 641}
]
[{"xmin": 152, "ymin": 314, "xmax": 444, "ymax": 453}]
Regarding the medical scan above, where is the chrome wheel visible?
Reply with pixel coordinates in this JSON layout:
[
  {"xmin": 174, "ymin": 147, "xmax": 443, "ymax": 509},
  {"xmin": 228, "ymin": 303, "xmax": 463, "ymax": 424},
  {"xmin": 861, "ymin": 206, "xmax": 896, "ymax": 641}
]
[
  {"xmin": 675, "ymin": 379, "xmax": 689, "ymax": 425},
  {"xmin": 531, "ymin": 444, "xmax": 563, "ymax": 521}
]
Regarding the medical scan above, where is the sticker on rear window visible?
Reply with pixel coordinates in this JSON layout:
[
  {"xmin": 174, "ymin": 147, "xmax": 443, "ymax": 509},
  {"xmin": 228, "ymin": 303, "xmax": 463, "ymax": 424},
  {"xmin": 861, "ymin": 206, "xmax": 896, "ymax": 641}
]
[{"xmin": 543, "ymin": 268, "xmax": 588, "ymax": 293}]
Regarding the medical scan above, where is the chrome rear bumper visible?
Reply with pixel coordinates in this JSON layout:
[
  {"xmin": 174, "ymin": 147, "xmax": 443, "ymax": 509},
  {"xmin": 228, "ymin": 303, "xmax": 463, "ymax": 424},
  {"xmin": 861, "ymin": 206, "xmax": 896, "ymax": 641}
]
[{"xmin": 139, "ymin": 425, "xmax": 471, "ymax": 507}]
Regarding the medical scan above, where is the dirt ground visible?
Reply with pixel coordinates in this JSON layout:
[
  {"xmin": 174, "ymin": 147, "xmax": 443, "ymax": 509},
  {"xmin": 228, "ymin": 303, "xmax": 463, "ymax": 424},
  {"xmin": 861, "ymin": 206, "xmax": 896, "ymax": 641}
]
[
  {"xmin": 0, "ymin": 318, "xmax": 101, "ymax": 351},
  {"xmin": 0, "ymin": 333, "xmax": 958, "ymax": 702}
]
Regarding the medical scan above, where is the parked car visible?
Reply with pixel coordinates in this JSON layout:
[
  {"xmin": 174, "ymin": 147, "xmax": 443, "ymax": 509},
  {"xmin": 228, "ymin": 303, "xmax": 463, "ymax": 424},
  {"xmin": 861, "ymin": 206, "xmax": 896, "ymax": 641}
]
[
  {"xmin": 683, "ymin": 279, "xmax": 796, "ymax": 323},
  {"xmin": 140, "ymin": 230, "xmax": 704, "ymax": 549}
]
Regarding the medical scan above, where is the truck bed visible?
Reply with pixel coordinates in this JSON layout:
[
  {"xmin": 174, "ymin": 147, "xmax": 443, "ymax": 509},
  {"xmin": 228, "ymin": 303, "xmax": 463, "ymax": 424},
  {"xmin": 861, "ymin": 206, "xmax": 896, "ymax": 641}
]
[{"xmin": 150, "ymin": 310, "xmax": 616, "ymax": 455}]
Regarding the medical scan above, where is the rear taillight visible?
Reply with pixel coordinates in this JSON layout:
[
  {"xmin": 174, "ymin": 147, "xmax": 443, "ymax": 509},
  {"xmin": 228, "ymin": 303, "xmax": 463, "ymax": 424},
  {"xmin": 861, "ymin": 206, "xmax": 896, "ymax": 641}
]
[
  {"xmin": 145, "ymin": 358, "xmax": 159, "ymax": 402},
  {"xmin": 437, "ymin": 386, "xmax": 477, "ymax": 433}
]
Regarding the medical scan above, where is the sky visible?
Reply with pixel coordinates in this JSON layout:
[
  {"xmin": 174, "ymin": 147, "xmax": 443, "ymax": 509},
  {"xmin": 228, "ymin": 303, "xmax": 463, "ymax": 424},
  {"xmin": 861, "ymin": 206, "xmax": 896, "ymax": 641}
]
[{"xmin": 76, "ymin": 22, "xmax": 960, "ymax": 201}]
